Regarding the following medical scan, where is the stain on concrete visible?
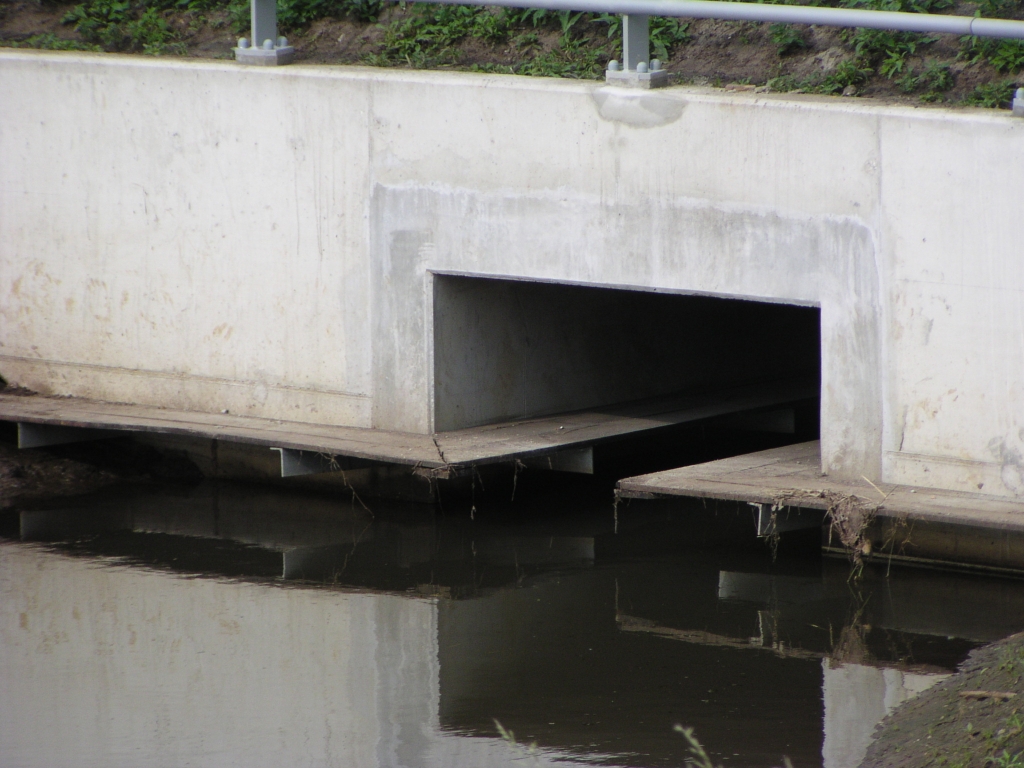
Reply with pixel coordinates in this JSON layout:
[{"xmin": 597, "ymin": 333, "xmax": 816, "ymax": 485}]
[
  {"xmin": 988, "ymin": 435, "xmax": 1024, "ymax": 497},
  {"xmin": 591, "ymin": 88, "xmax": 685, "ymax": 128}
]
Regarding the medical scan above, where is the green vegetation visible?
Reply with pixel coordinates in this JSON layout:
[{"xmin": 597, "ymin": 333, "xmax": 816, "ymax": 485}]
[
  {"xmin": 964, "ymin": 78, "xmax": 1018, "ymax": 106},
  {"xmin": 596, "ymin": 13, "xmax": 690, "ymax": 62},
  {"xmin": 898, "ymin": 60, "xmax": 954, "ymax": 100},
  {"xmin": 364, "ymin": 6, "xmax": 687, "ymax": 77},
  {"xmin": 0, "ymin": 32, "xmax": 101, "ymax": 50},
  {"xmin": 61, "ymin": 0, "xmax": 186, "ymax": 53},
  {"xmin": 769, "ymin": 23, "xmax": 807, "ymax": 56},
  {"xmin": 366, "ymin": 5, "xmax": 531, "ymax": 69}
]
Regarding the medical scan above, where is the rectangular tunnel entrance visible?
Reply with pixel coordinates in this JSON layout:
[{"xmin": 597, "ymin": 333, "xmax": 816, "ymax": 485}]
[{"xmin": 432, "ymin": 276, "xmax": 821, "ymax": 443}]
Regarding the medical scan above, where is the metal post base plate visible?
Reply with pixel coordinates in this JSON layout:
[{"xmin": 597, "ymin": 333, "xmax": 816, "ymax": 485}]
[
  {"xmin": 605, "ymin": 68, "xmax": 670, "ymax": 89},
  {"xmin": 235, "ymin": 45, "xmax": 295, "ymax": 66}
]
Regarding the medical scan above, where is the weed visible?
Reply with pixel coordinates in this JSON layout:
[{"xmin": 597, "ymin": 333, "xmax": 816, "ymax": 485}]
[
  {"xmin": 129, "ymin": 8, "xmax": 185, "ymax": 54},
  {"xmin": 63, "ymin": 0, "xmax": 133, "ymax": 47},
  {"xmin": 961, "ymin": 37, "xmax": 1024, "ymax": 74},
  {"xmin": 975, "ymin": 0, "xmax": 1018, "ymax": 16},
  {"xmin": 849, "ymin": 28, "xmax": 934, "ymax": 76},
  {"xmin": 369, "ymin": 5, "xmax": 484, "ymax": 68},
  {"xmin": 897, "ymin": 61, "xmax": 954, "ymax": 100},
  {"xmin": 674, "ymin": 725, "xmax": 719, "ymax": 768},
  {"xmin": 964, "ymin": 80, "xmax": 1017, "ymax": 107},
  {"xmin": 596, "ymin": 13, "xmax": 689, "ymax": 62},
  {"xmin": 493, "ymin": 719, "xmax": 539, "ymax": 757},
  {"xmin": 517, "ymin": 40, "xmax": 606, "ymax": 79},
  {"xmin": 0, "ymin": 33, "xmax": 101, "ymax": 50},
  {"xmin": 512, "ymin": 31, "xmax": 539, "ymax": 51},
  {"xmin": 815, "ymin": 60, "xmax": 872, "ymax": 93},
  {"xmin": 505, "ymin": 7, "xmax": 551, "ymax": 28},
  {"xmin": 990, "ymin": 40, "xmax": 1024, "ymax": 74},
  {"xmin": 556, "ymin": 10, "xmax": 584, "ymax": 41},
  {"xmin": 842, "ymin": 0, "xmax": 953, "ymax": 14},
  {"xmin": 990, "ymin": 750, "xmax": 1024, "ymax": 768},
  {"xmin": 369, "ymin": 5, "xmax": 613, "ymax": 79},
  {"xmin": 836, "ymin": 0, "xmax": 944, "ymax": 79},
  {"xmin": 765, "ymin": 73, "xmax": 800, "ymax": 91},
  {"xmin": 63, "ymin": 0, "xmax": 184, "ymax": 52},
  {"xmin": 226, "ymin": 0, "xmax": 249, "ymax": 35},
  {"xmin": 770, "ymin": 22, "xmax": 806, "ymax": 56},
  {"xmin": 278, "ymin": 0, "xmax": 384, "ymax": 28}
]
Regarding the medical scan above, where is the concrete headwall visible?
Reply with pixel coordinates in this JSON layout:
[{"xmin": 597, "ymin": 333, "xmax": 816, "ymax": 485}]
[{"xmin": 2, "ymin": 51, "xmax": 1023, "ymax": 496}]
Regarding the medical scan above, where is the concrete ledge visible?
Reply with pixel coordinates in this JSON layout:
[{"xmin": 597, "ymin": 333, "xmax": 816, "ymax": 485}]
[
  {"xmin": 617, "ymin": 441, "xmax": 1024, "ymax": 573},
  {"xmin": 0, "ymin": 379, "xmax": 815, "ymax": 470}
]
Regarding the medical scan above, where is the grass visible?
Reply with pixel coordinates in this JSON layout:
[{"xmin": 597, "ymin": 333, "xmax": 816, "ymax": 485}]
[
  {"xmin": 61, "ymin": 0, "xmax": 187, "ymax": 53},
  {"xmin": 769, "ymin": 23, "xmax": 807, "ymax": 56},
  {"xmin": 964, "ymin": 79, "xmax": 1018, "ymax": 107},
  {"xmin": 0, "ymin": 32, "xmax": 101, "ymax": 50}
]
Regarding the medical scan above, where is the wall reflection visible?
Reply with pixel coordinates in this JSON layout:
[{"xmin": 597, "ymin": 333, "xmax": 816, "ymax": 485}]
[{"xmin": 2, "ymin": 484, "xmax": 1022, "ymax": 768}]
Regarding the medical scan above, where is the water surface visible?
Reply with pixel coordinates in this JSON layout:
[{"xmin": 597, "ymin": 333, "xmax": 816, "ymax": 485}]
[{"xmin": 2, "ymin": 482, "xmax": 1023, "ymax": 768}]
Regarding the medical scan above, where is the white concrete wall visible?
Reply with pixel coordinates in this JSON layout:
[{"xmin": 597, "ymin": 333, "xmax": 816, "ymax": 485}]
[{"xmin": 2, "ymin": 51, "xmax": 1023, "ymax": 496}]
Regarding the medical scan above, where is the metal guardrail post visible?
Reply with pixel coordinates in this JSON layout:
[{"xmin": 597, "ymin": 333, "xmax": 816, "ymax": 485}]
[
  {"xmin": 1014, "ymin": 88, "xmax": 1024, "ymax": 117},
  {"xmin": 623, "ymin": 13, "xmax": 648, "ymax": 70},
  {"xmin": 605, "ymin": 12, "xmax": 669, "ymax": 88},
  {"xmin": 234, "ymin": 0, "xmax": 295, "ymax": 65}
]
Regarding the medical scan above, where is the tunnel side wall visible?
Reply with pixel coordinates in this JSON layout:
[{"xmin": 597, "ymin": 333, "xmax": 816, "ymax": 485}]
[
  {"xmin": 432, "ymin": 277, "xmax": 821, "ymax": 431},
  {"xmin": 1, "ymin": 52, "xmax": 1022, "ymax": 496}
]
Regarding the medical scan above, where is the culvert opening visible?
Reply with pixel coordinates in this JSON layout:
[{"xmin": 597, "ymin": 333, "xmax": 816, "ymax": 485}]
[{"xmin": 433, "ymin": 275, "xmax": 820, "ymax": 476}]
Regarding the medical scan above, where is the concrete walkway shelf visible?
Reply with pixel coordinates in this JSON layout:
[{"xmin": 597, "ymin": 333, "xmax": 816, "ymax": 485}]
[
  {"xmin": 618, "ymin": 442, "xmax": 1024, "ymax": 574},
  {"xmin": 0, "ymin": 378, "xmax": 815, "ymax": 475}
]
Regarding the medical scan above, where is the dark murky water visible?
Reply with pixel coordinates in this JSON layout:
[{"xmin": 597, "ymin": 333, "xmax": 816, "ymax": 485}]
[{"xmin": 3, "ymin": 481, "xmax": 1024, "ymax": 768}]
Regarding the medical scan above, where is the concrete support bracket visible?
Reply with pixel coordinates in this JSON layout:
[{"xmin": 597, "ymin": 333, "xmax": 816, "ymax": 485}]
[
  {"xmin": 750, "ymin": 502, "xmax": 824, "ymax": 537},
  {"xmin": 605, "ymin": 14, "xmax": 669, "ymax": 89},
  {"xmin": 17, "ymin": 422, "xmax": 122, "ymax": 449},
  {"xmin": 522, "ymin": 447, "xmax": 594, "ymax": 474},
  {"xmin": 234, "ymin": 0, "xmax": 293, "ymax": 66},
  {"xmin": 1013, "ymin": 88, "xmax": 1024, "ymax": 117},
  {"xmin": 271, "ymin": 448, "xmax": 376, "ymax": 477}
]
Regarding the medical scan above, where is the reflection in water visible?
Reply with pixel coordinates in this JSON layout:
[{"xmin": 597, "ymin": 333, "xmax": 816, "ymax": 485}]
[
  {"xmin": 1, "ymin": 483, "xmax": 1023, "ymax": 768},
  {"xmin": 822, "ymin": 661, "xmax": 948, "ymax": 768}
]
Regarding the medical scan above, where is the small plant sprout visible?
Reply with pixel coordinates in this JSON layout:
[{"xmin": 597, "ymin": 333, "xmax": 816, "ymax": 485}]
[
  {"xmin": 674, "ymin": 725, "xmax": 719, "ymax": 768},
  {"xmin": 674, "ymin": 725, "xmax": 794, "ymax": 768},
  {"xmin": 770, "ymin": 23, "xmax": 807, "ymax": 56},
  {"xmin": 989, "ymin": 749, "xmax": 1024, "ymax": 768},
  {"xmin": 494, "ymin": 719, "xmax": 539, "ymax": 757}
]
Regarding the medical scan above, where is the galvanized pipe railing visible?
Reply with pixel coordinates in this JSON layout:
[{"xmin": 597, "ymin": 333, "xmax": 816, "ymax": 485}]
[{"xmin": 426, "ymin": 0, "xmax": 1024, "ymax": 38}]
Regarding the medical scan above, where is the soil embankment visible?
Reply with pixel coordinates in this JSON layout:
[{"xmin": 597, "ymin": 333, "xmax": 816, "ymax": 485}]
[
  {"xmin": 2, "ymin": 0, "xmax": 1023, "ymax": 108},
  {"xmin": 863, "ymin": 631, "xmax": 1024, "ymax": 768},
  {"xmin": 0, "ymin": 390, "xmax": 201, "ymax": 508}
]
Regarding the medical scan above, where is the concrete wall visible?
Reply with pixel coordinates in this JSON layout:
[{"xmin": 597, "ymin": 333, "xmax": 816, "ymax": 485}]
[{"xmin": 2, "ymin": 51, "xmax": 1023, "ymax": 495}]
